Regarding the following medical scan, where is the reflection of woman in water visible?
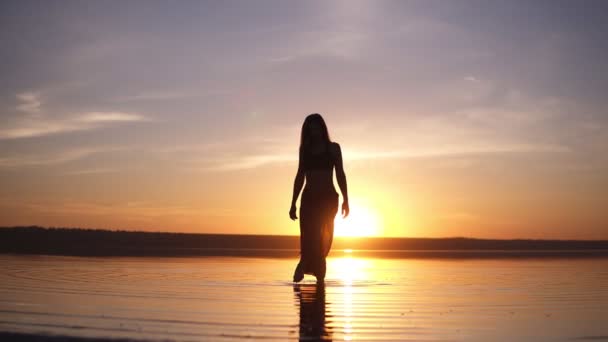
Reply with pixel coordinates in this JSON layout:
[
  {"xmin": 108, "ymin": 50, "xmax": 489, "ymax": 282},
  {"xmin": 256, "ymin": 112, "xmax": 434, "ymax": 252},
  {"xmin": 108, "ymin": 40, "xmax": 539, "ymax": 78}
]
[
  {"xmin": 290, "ymin": 113, "xmax": 349, "ymax": 282},
  {"xmin": 293, "ymin": 282, "xmax": 332, "ymax": 340}
]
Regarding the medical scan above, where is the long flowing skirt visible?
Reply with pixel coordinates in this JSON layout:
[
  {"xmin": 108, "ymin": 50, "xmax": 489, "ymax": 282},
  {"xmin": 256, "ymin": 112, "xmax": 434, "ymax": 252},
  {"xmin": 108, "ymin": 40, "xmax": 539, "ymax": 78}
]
[{"xmin": 298, "ymin": 188, "xmax": 339, "ymax": 278}]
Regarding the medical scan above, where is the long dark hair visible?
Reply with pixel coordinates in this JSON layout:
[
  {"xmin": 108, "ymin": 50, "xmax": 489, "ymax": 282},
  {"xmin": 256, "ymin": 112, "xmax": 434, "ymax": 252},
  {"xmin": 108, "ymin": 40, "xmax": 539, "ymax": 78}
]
[{"xmin": 299, "ymin": 113, "xmax": 331, "ymax": 153}]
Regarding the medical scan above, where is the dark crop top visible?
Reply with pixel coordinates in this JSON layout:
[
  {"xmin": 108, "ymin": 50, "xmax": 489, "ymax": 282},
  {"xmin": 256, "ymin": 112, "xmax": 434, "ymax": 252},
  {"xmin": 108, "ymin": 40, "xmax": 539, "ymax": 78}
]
[{"xmin": 301, "ymin": 143, "xmax": 334, "ymax": 171}]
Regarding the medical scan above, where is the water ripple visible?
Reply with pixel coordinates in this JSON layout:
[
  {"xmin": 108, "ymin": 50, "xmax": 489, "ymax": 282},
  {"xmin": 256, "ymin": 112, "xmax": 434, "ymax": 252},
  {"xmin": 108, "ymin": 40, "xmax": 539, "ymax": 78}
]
[{"xmin": 0, "ymin": 255, "xmax": 607, "ymax": 341}]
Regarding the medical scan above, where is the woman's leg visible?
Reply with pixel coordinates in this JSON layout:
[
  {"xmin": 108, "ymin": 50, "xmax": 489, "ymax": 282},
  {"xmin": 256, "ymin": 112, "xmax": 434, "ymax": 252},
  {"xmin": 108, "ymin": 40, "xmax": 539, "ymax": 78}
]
[
  {"xmin": 300, "ymin": 190, "xmax": 326, "ymax": 276},
  {"xmin": 298, "ymin": 190, "xmax": 317, "ymax": 276},
  {"xmin": 321, "ymin": 192, "xmax": 340, "ymax": 258},
  {"xmin": 317, "ymin": 192, "xmax": 339, "ymax": 281},
  {"xmin": 298, "ymin": 190, "xmax": 338, "ymax": 281},
  {"xmin": 294, "ymin": 199, "xmax": 311, "ymax": 282},
  {"xmin": 293, "ymin": 260, "xmax": 304, "ymax": 282}
]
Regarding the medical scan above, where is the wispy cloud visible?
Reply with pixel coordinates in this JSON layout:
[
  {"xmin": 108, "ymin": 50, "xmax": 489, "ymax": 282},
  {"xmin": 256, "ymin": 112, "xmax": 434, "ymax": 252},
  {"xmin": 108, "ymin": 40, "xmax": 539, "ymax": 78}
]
[
  {"xmin": 0, "ymin": 112, "xmax": 147, "ymax": 139},
  {"xmin": 0, "ymin": 121, "xmax": 81, "ymax": 140},
  {"xmin": 200, "ymin": 153, "xmax": 296, "ymax": 171},
  {"xmin": 1, "ymin": 92, "xmax": 149, "ymax": 139},
  {"xmin": 345, "ymin": 143, "xmax": 569, "ymax": 160},
  {"xmin": 0, "ymin": 198, "xmax": 237, "ymax": 219},
  {"xmin": 268, "ymin": 28, "xmax": 369, "ymax": 64},
  {"xmin": 180, "ymin": 141, "xmax": 569, "ymax": 172},
  {"xmin": 64, "ymin": 167, "xmax": 119, "ymax": 175},
  {"xmin": 0, "ymin": 146, "xmax": 119, "ymax": 168},
  {"xmin": 112, "ymin": 88, "xmax": 232, "ymax": 103},
  {"xmin": 113, "ymin": 91, "xmax": 196, "ymax": 102},
  {"xmin": 76, "ymin": 112, "xmax": 147, "ymax": 123},
  {"xmin": 15, "ymin": 92, "xmax": 42, "ymax": 114}
]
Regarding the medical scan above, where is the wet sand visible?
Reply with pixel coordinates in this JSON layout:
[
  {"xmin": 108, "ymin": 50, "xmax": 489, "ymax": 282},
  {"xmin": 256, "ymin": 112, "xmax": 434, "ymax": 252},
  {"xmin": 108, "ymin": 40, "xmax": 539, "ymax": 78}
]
[{"xmin": 0, "ymin": 254, "xmax": 607, "ymax": 341}]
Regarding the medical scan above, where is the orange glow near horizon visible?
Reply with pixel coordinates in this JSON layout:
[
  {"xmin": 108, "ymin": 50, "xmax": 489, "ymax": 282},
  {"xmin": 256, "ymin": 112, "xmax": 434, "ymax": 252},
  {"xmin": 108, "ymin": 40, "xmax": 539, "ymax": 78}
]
[{"xmin": 334, "ymin": 201, "xmax": 381, "ymax": 237}]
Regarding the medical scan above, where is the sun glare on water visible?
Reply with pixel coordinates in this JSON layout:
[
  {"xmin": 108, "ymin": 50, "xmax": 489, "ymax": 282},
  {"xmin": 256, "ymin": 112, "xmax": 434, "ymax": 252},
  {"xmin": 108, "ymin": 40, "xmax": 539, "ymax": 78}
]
[{"xmin": 334, "ymin": 201, "xmax": 380, "ymax": 237}]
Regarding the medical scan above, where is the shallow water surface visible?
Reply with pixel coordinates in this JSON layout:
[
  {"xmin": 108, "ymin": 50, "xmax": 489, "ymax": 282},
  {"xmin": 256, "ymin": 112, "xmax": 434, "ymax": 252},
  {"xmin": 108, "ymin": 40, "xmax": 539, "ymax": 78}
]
[{"xmin": 0, "ymin": 254, "xmax": 607, "ymax": 341}]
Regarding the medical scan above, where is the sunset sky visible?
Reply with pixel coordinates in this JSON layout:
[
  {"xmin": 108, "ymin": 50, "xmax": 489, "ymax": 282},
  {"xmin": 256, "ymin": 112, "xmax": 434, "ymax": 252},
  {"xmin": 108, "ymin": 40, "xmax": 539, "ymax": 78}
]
[{"xmin": 1, "ymin": 1, "xmax": 607, "ymax": 239}]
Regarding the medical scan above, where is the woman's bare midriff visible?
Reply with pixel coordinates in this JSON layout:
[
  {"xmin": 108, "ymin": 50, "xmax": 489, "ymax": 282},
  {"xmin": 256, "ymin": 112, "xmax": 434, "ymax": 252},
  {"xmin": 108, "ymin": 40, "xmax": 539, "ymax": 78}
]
[{"xmin": 303, "ymin": 169, "xmax": 337, "ymax": 194}]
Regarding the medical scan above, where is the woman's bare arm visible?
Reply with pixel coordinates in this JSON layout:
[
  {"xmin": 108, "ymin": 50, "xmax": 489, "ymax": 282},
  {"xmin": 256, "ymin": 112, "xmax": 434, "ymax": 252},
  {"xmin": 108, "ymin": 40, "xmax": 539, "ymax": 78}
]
[
  {"xmin": 290, "ymin": 148, "xmax": 305, "ymax": 219},
  {"xmin": 333, "ymin": 143, "xmax": 349, "ymax": 217}
]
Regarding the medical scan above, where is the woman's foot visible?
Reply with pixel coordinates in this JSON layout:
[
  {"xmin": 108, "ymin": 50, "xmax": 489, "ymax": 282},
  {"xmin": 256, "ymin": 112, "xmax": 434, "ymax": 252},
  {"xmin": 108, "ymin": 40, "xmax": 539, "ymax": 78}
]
[{"xmin": 293, "ymin": 262, "xmax": 304, "ymax": 282}]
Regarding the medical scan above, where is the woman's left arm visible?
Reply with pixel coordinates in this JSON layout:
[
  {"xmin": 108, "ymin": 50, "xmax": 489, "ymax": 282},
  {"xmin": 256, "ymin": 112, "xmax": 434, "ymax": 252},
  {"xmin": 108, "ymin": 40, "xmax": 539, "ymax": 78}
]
[{"xmin": 333, "ymin": 143, "xmax": 349, "ymax": 218}]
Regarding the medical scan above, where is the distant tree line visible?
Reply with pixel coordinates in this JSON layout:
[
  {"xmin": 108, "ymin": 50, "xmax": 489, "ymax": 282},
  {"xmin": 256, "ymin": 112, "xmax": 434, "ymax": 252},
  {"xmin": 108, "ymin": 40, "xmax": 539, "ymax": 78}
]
[{"xmin": 1, "ymin": 226, "xmax": 607, "ymax": 258}]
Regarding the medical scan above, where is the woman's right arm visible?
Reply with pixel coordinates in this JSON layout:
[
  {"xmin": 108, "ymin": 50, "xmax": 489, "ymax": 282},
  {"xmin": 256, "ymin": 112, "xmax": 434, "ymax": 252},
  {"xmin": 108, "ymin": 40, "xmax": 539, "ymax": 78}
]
[{"xmin": 290, "ymin": 148, "xmax": 305, "ymax": 220}]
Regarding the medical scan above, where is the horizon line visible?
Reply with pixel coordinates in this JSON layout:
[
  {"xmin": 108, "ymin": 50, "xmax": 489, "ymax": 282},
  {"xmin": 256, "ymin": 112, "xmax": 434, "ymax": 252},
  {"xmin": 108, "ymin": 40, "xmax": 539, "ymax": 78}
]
[{"xmin": 2, "ymin": 225, "xmax": 607, "ymax": 242}]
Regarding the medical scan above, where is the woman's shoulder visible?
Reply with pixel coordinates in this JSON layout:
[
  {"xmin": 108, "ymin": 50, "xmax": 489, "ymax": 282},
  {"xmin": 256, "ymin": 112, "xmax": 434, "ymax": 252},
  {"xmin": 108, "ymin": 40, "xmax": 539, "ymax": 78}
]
[{"xmin": 329, "ymin": 141, "xmax": 341, "ymax": 154}]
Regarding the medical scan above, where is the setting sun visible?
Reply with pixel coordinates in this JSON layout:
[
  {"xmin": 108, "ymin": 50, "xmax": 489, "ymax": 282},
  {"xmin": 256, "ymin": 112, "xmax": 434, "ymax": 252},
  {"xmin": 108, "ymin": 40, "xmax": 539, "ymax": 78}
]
[{"xmin": 334, "ymin": 201, "xmax": 380, "ymax": 237}]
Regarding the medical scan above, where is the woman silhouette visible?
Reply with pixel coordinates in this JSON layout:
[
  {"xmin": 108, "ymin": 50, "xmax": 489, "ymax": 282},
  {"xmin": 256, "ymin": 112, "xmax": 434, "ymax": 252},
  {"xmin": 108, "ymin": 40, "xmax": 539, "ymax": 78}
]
[{"xmin": 290, "ymin": 113, "xmax": 349, "ymax": 282}]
